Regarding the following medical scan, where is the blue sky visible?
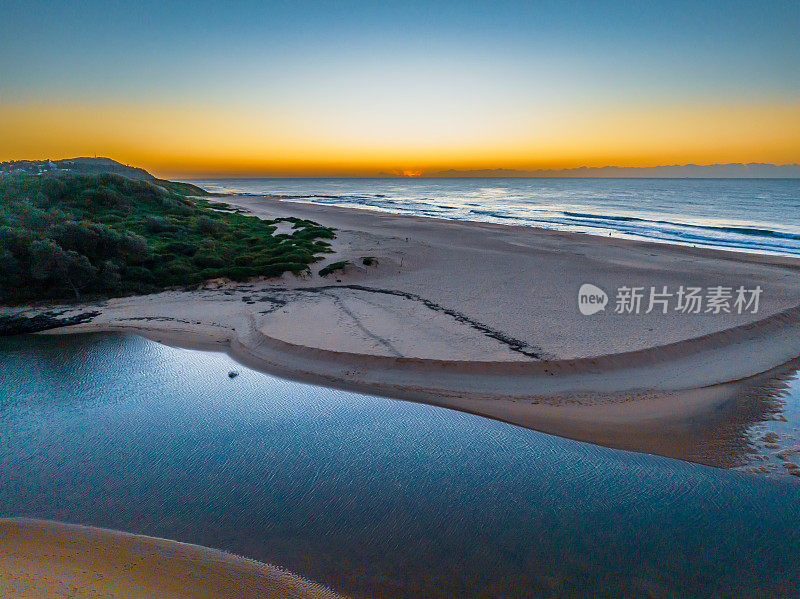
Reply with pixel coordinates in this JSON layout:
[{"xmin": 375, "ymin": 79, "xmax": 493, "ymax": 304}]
[
  {"xmin": 2, "ymin": 1, "xmax": 798, "ymax": 175},
  {"xmin": 4, "ymin": 0, "xmax": 798, "ymax": 102}
]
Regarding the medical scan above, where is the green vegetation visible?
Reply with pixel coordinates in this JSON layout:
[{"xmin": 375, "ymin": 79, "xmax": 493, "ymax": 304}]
[
  {"xmin": 0, "ymin": 173, "xmax": 336, "ymax": 304},
  {"xmin": 151, "ymin": 178, "xmax": 210, "ymax": 197},
  {"xmin": 207, "ymin": 201, "xmax": 237, "ymax": 211},
  {"xmin": 319, "ymin": 261, "xmax": 350, "ymax": 277},
  {"xmin": 361, "ymin": 256, "xmax": 376, "ymax": 266}
]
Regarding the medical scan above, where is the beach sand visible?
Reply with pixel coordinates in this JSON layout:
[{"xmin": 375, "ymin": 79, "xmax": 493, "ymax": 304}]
[
  {"xmin": 4, "ymin": 194, "xmax": 800, "ymax": 465},
  {"xmin": 0, "ymin": 518, "xmax": 346, "ymax": 599}
]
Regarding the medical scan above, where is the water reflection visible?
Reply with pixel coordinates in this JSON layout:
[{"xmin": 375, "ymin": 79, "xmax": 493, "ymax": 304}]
[
  {"xmin": 578, "ymin": 357, "xmax": 800, "ymax": 472},
  {"xmin": 737, "ymin": 367, "xmax": 800, "ymax": 476},
  {"xmin": 1, "ymin": 334, "xmax": 799, "ymax": 598}
]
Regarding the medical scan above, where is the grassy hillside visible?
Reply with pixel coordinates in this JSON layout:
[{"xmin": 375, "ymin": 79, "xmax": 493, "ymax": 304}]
[
  {"xmin": 151, "ymin": 178, "xmax": 211, "ymax": 197},
  {"xmin": 0, "ymin": 173, "xmax": 335, "ymax": 304}
]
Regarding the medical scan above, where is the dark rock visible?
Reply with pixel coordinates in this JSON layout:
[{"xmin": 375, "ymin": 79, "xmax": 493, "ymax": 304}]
[{"xmin": 0, "ymin": 310, "xmax": 101, "ymax": 336}]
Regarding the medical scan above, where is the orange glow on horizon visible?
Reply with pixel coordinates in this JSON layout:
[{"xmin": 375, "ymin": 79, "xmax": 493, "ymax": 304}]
[{"xmin": 2, "ymin": 99, "xmax": 799, "ymax": 178}]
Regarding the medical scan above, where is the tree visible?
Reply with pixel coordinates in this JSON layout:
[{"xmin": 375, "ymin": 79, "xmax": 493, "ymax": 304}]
[{"xmin": 28, "ymin": 240, "xmax": 96, "ymax": 300}]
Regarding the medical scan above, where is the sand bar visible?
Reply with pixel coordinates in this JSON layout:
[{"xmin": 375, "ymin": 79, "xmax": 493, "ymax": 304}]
[
  {"xmin": 4, "ymin": 195, "xmax": 800, "ymax": 459},
  {"xmin": 0, "ymin": 518, "xmax": 346, "ymax": 599}
]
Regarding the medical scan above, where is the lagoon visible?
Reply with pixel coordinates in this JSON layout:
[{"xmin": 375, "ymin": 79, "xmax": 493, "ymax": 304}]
[{"xmin": 1, "ymin": 333, "xmax": 799, "ymax": 598}]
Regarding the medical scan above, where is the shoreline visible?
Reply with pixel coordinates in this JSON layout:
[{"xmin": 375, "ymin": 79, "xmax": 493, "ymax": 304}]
[
  {"xmin": 4, "ymin": 193, "xmax": 800, "ymax": 466},
  {"xmin": 118, "ymin": 308, "xmax": 800, "ymax": 467},
  {"xmin": 0, "ymin": 518, "xmax": 346, "ymax": 599},
  {"xmin": 192, "ymin": 181, "xmax": 800, "ymax": 260}
]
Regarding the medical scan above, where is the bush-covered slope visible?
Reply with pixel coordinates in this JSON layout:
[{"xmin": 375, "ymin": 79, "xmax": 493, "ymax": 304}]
[
  {"xmin": 0, "ymin": 173, "xmax": 335, "ymax": 303},
  {"xmin": 151, "ymin": 178, "xmax": 211, "ymax": 197}
]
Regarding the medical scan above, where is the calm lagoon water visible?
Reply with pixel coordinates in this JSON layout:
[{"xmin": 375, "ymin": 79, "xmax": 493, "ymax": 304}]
[{"xmin": 2, "ymin": 333, "xmax": 800, "ymax": 598}]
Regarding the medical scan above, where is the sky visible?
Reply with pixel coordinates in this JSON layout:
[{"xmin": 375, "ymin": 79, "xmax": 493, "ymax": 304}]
[{"xmin": 1, "ymin": 0, "xmax": 799, "ymax": 177}]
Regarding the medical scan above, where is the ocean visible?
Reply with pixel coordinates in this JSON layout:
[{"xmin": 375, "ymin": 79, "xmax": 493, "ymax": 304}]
[{"xmin": 184, "ymin": 177, "xmax": 800, "ymax": 257}]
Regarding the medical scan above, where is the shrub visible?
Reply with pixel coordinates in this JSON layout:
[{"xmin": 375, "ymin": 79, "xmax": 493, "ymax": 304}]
[
  {"xmin": 192, "ymin": 215, "xmax": 227, "ymax": 235},
  {"xmin": 0, "ymin": 172, "xmax": 337, "ymax": 303},
  {"xmin": 193, "ymin": 254, "xmax": 226, "ymax": 269},
  {"xmin": 144, "ymin": 216, "xmax": 178, "ymax": 233},
  {"xmin": 319, "ymin": 261, "xmax": 349, "ymax": 277}
]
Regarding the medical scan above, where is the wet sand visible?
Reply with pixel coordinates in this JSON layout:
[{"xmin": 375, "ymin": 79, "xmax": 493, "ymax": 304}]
[{"xmin": 0, "ymin": 518, "xmax": 347, "ymax": 599}]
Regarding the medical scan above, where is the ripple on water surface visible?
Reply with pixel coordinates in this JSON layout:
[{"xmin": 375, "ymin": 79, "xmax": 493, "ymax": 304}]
[{"xmin": 1, "ymin": 333, "xmax": 799, "ymax": 599}]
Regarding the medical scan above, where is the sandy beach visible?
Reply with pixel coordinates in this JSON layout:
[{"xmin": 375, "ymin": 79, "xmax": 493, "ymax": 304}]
[
  {"xmin": 0, "ymin": 518, "xmax": 346, "ymax": 599},
  {"xmin": 4, "ymin": 194, "xmax": 800, "ymax": 462}
]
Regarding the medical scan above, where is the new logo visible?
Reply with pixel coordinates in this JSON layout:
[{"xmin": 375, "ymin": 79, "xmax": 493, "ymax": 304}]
[{"xmin": 578, "ymin": 283, "xmax": 608, "ymax": 315}]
